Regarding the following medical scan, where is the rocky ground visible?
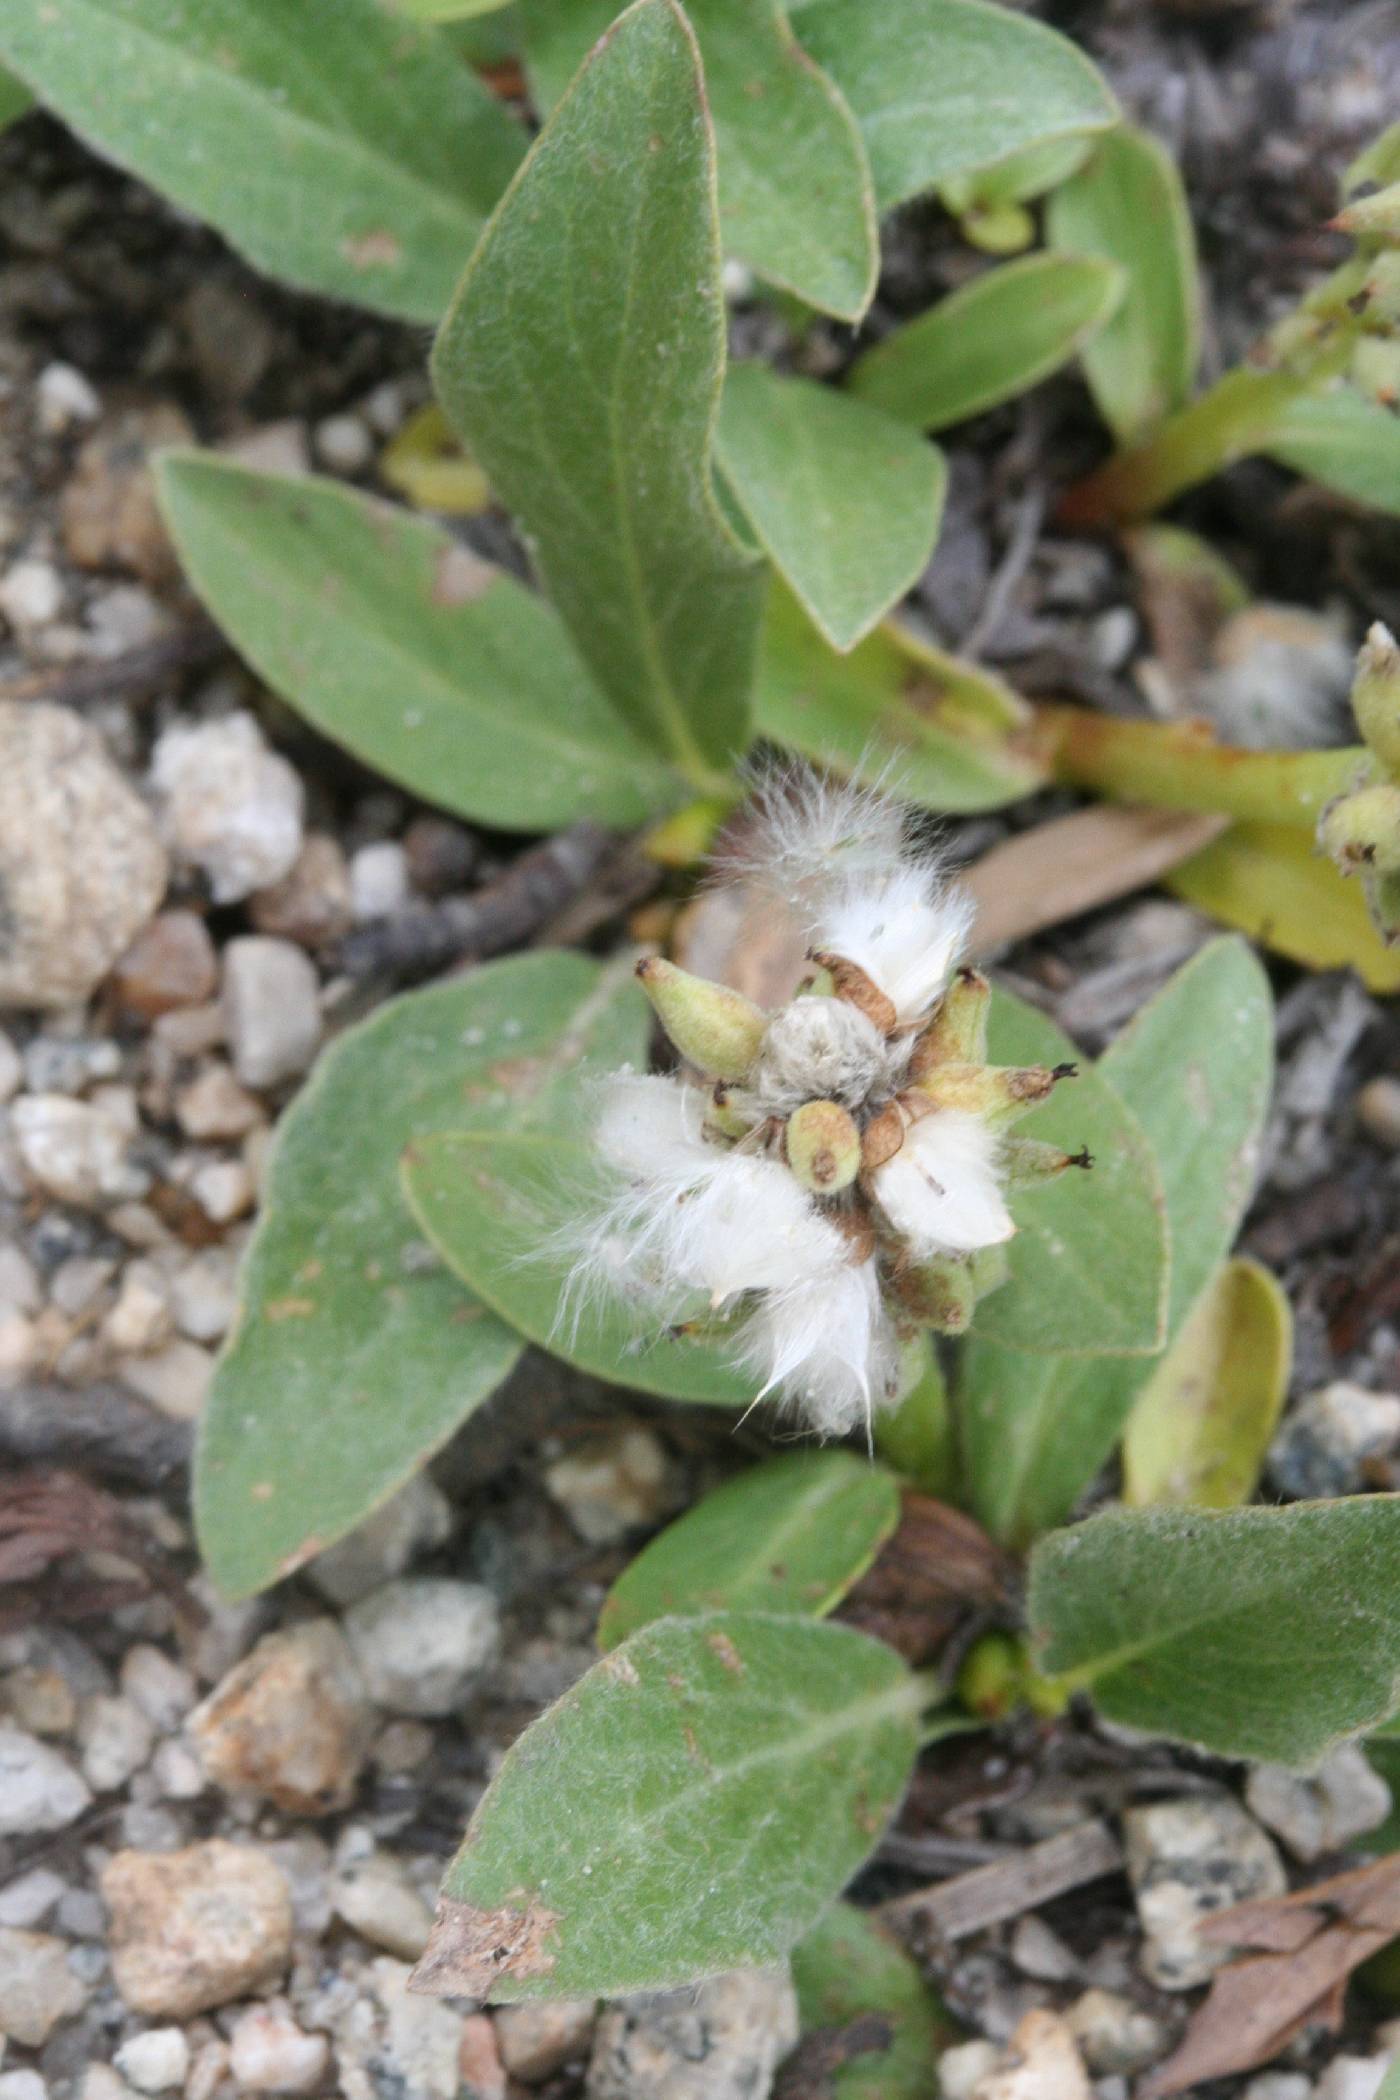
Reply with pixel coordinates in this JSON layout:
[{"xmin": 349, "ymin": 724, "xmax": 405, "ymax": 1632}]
[{"xmin": 3, "ymin": 2, "xmax": 1400, "ymax": 2096}]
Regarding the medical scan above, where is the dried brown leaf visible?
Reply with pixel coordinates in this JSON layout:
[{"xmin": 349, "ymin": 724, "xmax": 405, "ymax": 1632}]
[
  {"xmin": 839, "ymin": 1490, "xmax": 1014, "ymax": 1665},
  {"xmin": 1141, "ymin": 1853, "xmax": 1400, "ymax": 2098},
  {"xmin": 962, "ymin": 804, "xmax": 1227, "ymax": 955}
]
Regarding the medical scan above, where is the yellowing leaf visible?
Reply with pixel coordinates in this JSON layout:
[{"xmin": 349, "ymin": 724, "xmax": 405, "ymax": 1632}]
[
  {"xmin": 1122, "ymin": 1258, "xmax": 1291, "ymax": 1511},
  {"xmin": 1168, "ymin": 820, "xmax": 1400, "ymax": 994}
]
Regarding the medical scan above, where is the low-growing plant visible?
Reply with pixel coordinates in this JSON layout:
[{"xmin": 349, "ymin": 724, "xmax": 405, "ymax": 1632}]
[{"xmin": 11, "ymin": 0, "xmax": 1400, "ymax": 2036}]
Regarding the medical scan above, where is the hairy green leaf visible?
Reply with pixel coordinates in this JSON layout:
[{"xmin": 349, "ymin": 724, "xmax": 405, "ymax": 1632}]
[
  {"xmin": 598, "ymin": 1452, "xmax": 901, "ymax": 1649},
  {"xmin": 755, "ymin": 584, "xmax": 1047, "ymax": 814},
  {"xmin": 523, "ymin": 0, "xmax": 879, "ymax": 320},
  {"xmin": 0, "ymin": 0, "xmax": 524, "ymax": 322},
  {"xmin": 157, "ymin": 454, "xmax": 683, "ymax": 833},
  {"xmin": 1047, "ymin": 124, "xmax": 1200, "ymax": 443},
  {"xmin": 401, "ymin": 1124, "xmax": 754, "ymax": 1407},
  {"xmin": 414, "ymin": 1613, "xmax": 921, "ymax": 1999},
  {"xmin": 1262, "ymin": 389, "xmax": 1400, "ymax": 518},
  {"xmin": 1122, "ymin": 1257, "xmax": 1291, "ymax": 1510},
  {"xmin": 796, "ymin": 0, "xmax": 1117, "ymax": 211},
  {"xmin": 433, "ymin": 0, "xmax": 763, "ymax": 784},
  {"xmin": 196, "ymin": 953, "xmax": 642, "ymax": 1599},
  {"xmin": 393, "ymin": 0, "xmax": 513, "ymax": 17},
  {"xmin": 966, "ymin": 988, "xmax": 1169, "ymax": 1358},
  {"xmin": 962, "ymin": 940, "xmax": 1274, "ymax": 1546},
  {"xmin": 717, "ymin": 367, "xmax": 946, "ymax": 650},
  {"xmin": 1030, "ymin": 1498, "xmax": 1400, "ymax": 1765},
  {"xmin": 849, "ymin": 252, "xmax": 1124, "ymax": 431},
  {"xmin": 792, "ymin": 1901, "xmax": 954, "ymax": 2099}
]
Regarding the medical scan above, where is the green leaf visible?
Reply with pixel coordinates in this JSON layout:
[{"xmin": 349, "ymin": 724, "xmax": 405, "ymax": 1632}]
[
  {"xmin": 1046, "ymin": 124, "xmax": 1200, "ymax": 444},
  {"xmin": 942, "ymin": 132, "xmax": 1095, "ymax": 215},
  {"xmin": 1168, "ymin": 820, "xmax": 1400, "ymax": 994},
  {"xmin": 1030, "ymin": 1497, "xmax": 1400, "ymax": 1765},
  {"xmin": 156, "ymin": 454, "xmax": 683, "ymax": 834},
  {"xmin": 401, "ymin": 1126, "xmax": 756, "ymax": 1407},
  {"xmin": 0, "ymin": 0, "xmax": 524, "ymax": 323},
  {"xmin": 849, "ymin": 252, "xmax": 1125, "ymax": 431},
  {"xmin": 433, "ymin": 0, "xmax": 763, "ymax": 785},
  {"xmin": 195, "ymin": 952, "xmax": 643, "ymax": 1600},
  {"xmin": 716, "ymin": 367, "xmax": 946, "ymax": 651},
  {"xmin": 392, "ymin": 0, "xmax": 512, "ymax": 17},
  {"xmin": 965, "ymin": 987, "xmax": 1168, "ymax": 1359},
  {"xmin": 1348, "ymin": 122, "xmax": 1400, "ymax": 196},
  {"xmin": 1262, "ymin": 390, "xmax": 1400, "ymax": 518},
  {"xmin": 520, "ymin": 0, "xmax": 878, "ymax": 320},
  {"xmin": 414, "ymin": 1612, "xmax": 921, "ymax": 1999},
  {"xmin": 598, "ymin": 1452, "xmax": 901, "ymax": 1650},
  {"xmin": 792, "ymin": 1901, "xmax": 955, "ymax": 2100},
  {"xmin": 0, "ymin": 61, "xmax": 30, "ymax": 127},
  {"xmin": 962, "ymin": 939, "xmax": 1275, "ymax": 1546},
  {"xmin": 1122, "ymin": 1258, "xmax": 1291, "ymax": 1510},
  {"xmin": 754, "ymin": 584, "xmax": 1049, "ymax": 814},
  {"xmin": 795, "ymin": 0, "xmax": 1117, "ymax": 212}
]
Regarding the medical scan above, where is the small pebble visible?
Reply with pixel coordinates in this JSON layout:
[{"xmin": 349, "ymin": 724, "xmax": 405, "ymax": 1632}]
[
  {"xmin": 333, "ymin": 1857, "xmax": 434, "ymax": 1959},
  {"xmin": 344, "ymin": 1578, "xmax": 499, "ymax": 1718},
  {"xmin": 151, "ymin": 712, "xmax": 304, "ymax": 904},
  {"xmin": 221, "ymin": 935, "xmax": 322, "ymax": 1089},
  {"xmin": 189, "ymin": 1619, "xmax": 372, "ymax": 1816},
  {"xmin": 175, "ymin": 1063, "xmax": 264, "ymax": 1141},
  {"xmin": 306, "ymin": 1473, "xmax": 453, "ymax": 1607},
  {"xmin": 0, "ymin": 1030, "xmax": 22, "ymax": 1102},
  {"xmin": 227, "ymin": 2002, "xmax": 330, "ymax": 2093},
  {"xmin": 349, "ymin": 840, "xmax": 410, "ymax": 922},
  {"xmin": 101, "ymin": 1840, "xmax": 293, "ymax": 2018},
  {"xmin": 1010, "ymin": 1916, "xmax": 1080, "ymax": 1982},
  {"xmin": 187, "ymin": 1158, "xmax": 255, "ymax": 1224},
  {"xmin": 1125, "ymin": 1795, "xmax": 1286, "ymax": 1990},
  {"xmin": 313, "ymin": 412, "xmax": 374, "ymax": 475},
  {"xmin": 0, "ymin": 1723, "xmax": 92, "ymax": 1835},
  {"xmin": 1065, "ymin": 1989, "xmax": 1165, "ymax": 2076},
  {"xmin": 1316, "ymin": 2057, "xmax": 1392, "ymax": 2100},
  {"xmin": 120, "ymin": 1338, "xmax": 215, "ymax": 1420},
  {"xmin": 940, "ymin": 2041, "xmax": 1004, "ymax": 2100},
  {"xmin": 1247, "ymin": 1744, "xmax": 1392, "ymax": 1861},
  {"xmin": 0, "ymin": 1867, "xmax": 66, "ymax": 1929},
  {"xmin": 248, "ymin": 833, "xmax": 353, "ymax": 949},
  {"xmin": 168, "ymin": 1250, "xmax": 239, "ymax": 1343},
  {"xmin": 1358, "ymin": 1077, "xmax": 1400, "ymax": 1150},
  {"xmin": 496, "ymin": 1998, "xmax": 598, "ymax": 2082},
  {"xmin": 61, "ymin": 403, "xmax": 192, "ymax": 583},
  {"xmin": 0, "ymin": 2070, "xmax": 49, "ymax": 2100},
  {"xmin": 120, "ymin": 1646, "xmax": 196, "ymax": 1732},
  {"xmin": 111, "ymin": 911, "xmax": 218, "ymax": 1019},
  {"xmin": 103, "ymin": 1265, "xmax": 174, "ymax": 1355},
  {"xmin": 77, "ymin": 1693, "xmax": 155, "ymax": 1793},
  {"xmin": 1243, "ymin": 2076, "xmax": 1316, "ymax": 2100},
  {"xmin": 1269, "ymin": 1382, "xmax": 1400, "ymax": 1500},
  {"xmin": 37, "ymin": 360, "xmax": 101, "ymax": 431},
  {"xmin": 0, "ymin": 701, "xmax": 168, "ymax": 1010},
  {"xmin": 544, "ymin": 1425, "xmax": 673, "ymax": 1545},
  {"xmin": 12, "ymin": 1094, "xmax": 146, "ymax": 1207},
  {"xmin": 0, "ymin": 557, "xmax": 64, "ymax": 632},
  {"xmin": 586, "ymin": 1967, "xmax": 799, "ymax": 2100},
  {"xmin": 113, "ymin": 2029, "xmax": 190, "ymax": 2095},
  {"xmin": 0, "ymin": 1925, "xmax": 89, "ymax": 2045}
]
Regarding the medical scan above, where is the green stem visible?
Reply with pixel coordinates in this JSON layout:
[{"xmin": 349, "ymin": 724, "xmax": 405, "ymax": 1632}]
[
  {"xmin": 1033, "ymin": 702, "xmax": 1374, "ymax": 826},
  {"xmin": 875, "ymin": 1335, "xmax": 956, "ymax": 1498},
  {"xmin": 1060, "ymin": 326, "xmax": 1359, "ymax": 527}
]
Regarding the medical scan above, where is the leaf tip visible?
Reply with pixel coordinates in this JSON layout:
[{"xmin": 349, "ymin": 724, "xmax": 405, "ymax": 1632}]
[{"xmin": 409, "ymin": 1894, "xmax": 562, "ymax": 2000}]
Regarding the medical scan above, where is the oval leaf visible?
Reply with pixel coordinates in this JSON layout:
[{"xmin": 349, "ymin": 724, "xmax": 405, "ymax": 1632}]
[
  {"xmin": 849, "ymin": 252, "xmax": 1125, "ymax": 431},
  {"xmin": 717, "ymin": 366, "xmax": 946, "ymax": 651},
  {"xmin": 967, "ymin": 987, "xmax": 1169, "ymax": 1358},
  {"xmin": 1046, "ymin": 124, "xmax": 1200, "ymax": 444},
  {"xmin": 195, "ymin": 952, "xmax": 644, "ymax": 1600},
  {"xmin": 1030, "ymin": 1497, "xmax": 1400, "ymax": 1765},
  {"xmin": 400, "ymin": 1127, "xmax": 755, "ymax": 1407},
  {"xmin": 157, "ymin": 454, "xmax": 683, "ymax": 833},
  {"xmin": 432, "ymin": 0, "xmax": 763, "ymax": 783},
  {"xmin": 1262, "ymin": 389, "xmax": 1400, "ymax": 518},
  {"xmin": 796, "ymin": 0, "xmax": 1117, "ymax": 211},
  {"xmin": 792, "ymin": 1901, "xmax": 956, "ymax": 2099},
  {"xmin": 598, "ymin": 1451, "xmax": 902, "ymax": 1649},
  {"xmin": 1122, "ymin": 1257, "xmax": 1291, "ymax": 1510},
  {"xmin": 413, "ymin": 1612, "xmax": 921, "ymax": 1999},
  {"xmin": 755, "ymin": 584, "xmax": 1048, "ymax": 814},
  {"xmin": 521, "ymin": 0, "xmax": 879, "ymax": 320},
  {"xmin": 962, "ymin": 939, "xmax": 1275, "ymax": 1546},
  {"xmin": 1168, "ymin": 820, "xmax": 1400, "ymax": 994},
  {"xmin": 0, "ymin": 0, "xmax": 525, "ymax": 323}
]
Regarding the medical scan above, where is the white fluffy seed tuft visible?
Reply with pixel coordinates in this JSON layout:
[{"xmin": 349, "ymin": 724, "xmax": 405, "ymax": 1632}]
[
  {"xmin": 874, "ymin": 1109, "xmax": 1012, "ymax": 1257},
  {"xmin": 737, "ymin": 1259, "xmax": 897, "ymax": 1445},
  {"xmin": 816, "ymin": 868, "xmax": 975, "ymax": 1028}
]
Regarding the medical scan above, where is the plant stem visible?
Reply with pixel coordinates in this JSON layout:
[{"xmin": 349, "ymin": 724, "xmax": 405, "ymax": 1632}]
[
  {"xmin": 1060, "ymin": 322, "xmax": 1359, "ymax": 527},
  {"xmin": 1032, "ymin": 702, "xmax": 1373, "ymax": 826},
  {"xmin": 875, "ymin": 1336, "xmax": 956, "ymax": 1497}
]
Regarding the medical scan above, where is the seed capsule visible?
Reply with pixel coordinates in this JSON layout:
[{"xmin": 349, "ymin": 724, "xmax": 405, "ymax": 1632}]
[
  {"xmin": 634, "ymin": 957, "xmax": 767, "ymax": 1082},
  {"xmin": 784, "ymin": 1099, "xmax": 862, "ymax": 1194}
]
